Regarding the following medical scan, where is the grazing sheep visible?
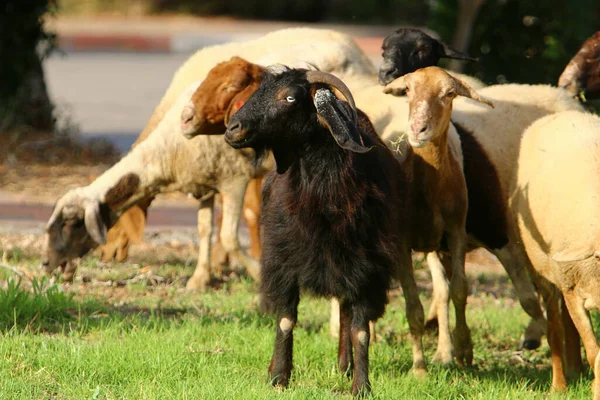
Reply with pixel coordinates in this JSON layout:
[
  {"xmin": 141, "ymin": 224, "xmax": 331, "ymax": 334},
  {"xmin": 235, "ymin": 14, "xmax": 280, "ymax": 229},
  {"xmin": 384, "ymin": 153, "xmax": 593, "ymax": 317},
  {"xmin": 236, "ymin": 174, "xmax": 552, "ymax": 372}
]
[
  {"xmin": 43, "ymin": 81, "xmax": 270, "ymax": 290},
  {"xmin": 558, "ymin": 31, "xmax": 600, "ymax": 100},
  {"xmin": 224, "ymin": 68, "xmax": 426, "ymax": 395},
  {"xmin": 513, "ymin": 110, "xmax": 600, "ymax": 396},
  {"xmin": 384, "ymin": 66, "xmax": 494, "ymax": 365},
  {"xmin": 42, "ymin": 28, "xmax": 377, "ymax": 286},
  {"xmin": 378, "ymin": 28, "xmax": 483, "ymax": 89}
]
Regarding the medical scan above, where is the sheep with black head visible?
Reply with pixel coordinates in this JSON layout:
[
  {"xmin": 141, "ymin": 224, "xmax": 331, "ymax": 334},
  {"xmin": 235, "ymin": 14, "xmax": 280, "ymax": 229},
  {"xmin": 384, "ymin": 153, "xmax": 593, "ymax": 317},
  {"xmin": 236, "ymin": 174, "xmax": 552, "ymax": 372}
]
[
  {"xmin": 379, "ymin": 28, "xmax": 478, "ymax": 85},
  {"xmin": 225, "ymin": 67, "xmax": 427, "ymax": 396}
]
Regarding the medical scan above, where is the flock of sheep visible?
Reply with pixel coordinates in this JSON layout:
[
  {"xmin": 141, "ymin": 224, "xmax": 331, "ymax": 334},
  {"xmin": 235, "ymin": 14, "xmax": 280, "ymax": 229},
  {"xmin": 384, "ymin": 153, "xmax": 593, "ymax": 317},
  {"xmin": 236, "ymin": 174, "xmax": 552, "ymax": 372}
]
[{"xmin": 38, "ymin": 27, "xmax": 600, "ymax": 396}]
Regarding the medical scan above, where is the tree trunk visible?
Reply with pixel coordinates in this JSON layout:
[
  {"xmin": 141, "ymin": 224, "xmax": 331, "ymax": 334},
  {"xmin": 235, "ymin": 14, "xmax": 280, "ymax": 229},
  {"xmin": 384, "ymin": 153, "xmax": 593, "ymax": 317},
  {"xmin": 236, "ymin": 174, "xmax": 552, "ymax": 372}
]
[
  {"xmin": 14, "ymin": 52, "xmax": 55, "ymax": 133},
  {"xmin": 448, "ymin": 0, "xmax": 486, "ymax": 72}
]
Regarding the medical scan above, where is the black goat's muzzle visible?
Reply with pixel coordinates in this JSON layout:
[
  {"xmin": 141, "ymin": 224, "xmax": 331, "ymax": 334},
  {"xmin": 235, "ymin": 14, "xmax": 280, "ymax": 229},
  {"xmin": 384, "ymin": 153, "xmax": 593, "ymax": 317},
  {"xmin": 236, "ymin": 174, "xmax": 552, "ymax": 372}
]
[
  {"xmin": 224, "ymin": 120, "xmax": 252, "ymax": 148},
  {"xmin": 378, "ymin": 60, "xmax": 400, "ymax": 85}
]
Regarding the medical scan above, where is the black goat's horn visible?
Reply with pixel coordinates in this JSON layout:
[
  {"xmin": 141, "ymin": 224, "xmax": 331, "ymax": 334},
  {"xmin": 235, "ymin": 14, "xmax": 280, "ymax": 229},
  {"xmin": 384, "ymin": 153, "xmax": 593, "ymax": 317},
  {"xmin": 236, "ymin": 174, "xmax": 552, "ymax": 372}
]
[{"xmin": 306, "ymin": 71, "xmax": 358, "ymax": 124}]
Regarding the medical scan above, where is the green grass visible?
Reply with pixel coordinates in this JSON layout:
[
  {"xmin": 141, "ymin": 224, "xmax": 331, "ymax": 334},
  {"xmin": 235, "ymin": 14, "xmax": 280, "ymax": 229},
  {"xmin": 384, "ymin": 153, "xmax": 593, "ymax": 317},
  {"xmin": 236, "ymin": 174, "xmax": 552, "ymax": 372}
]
[{"xmin": 0, "ymin": 255, "xmax": 594, "ymax": 399}]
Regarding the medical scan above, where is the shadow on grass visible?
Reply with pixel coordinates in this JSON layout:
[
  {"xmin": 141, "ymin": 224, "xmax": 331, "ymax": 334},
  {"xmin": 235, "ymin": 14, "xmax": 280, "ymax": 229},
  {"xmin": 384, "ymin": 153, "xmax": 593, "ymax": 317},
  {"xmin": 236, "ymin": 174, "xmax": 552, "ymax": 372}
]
[{"xmin": 0, "ymin": 276, "xmax": 272, "ymax": 335}]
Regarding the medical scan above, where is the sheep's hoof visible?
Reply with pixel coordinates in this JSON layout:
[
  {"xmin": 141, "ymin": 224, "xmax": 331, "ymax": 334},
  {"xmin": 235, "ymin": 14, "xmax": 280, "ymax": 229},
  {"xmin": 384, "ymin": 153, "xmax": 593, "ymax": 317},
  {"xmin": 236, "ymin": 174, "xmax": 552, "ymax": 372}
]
[
  {"xmin": 453, "ymin": 339, "xmax": 474, "ymax": 367},
  {"xmin": 269, "ymin": 373, "xmax": 290, "ymax": 389},
  {"xmin": 351, "ymin": 380, "xmax": 371, "ymax": 397},
  {"xmin": 411, "ymin": 365, "xmax": 428, "ymax": 380},
  {"xmin": 519, "ymin": 338, "xmax": 541, "ymax": 351},
  {"xmin": 185, "ymin": 273, "xmax": 210, "ymax": 291},
  {"xmin": 432, "ymin": 350, "xmax": 453, "ymax": 365}
]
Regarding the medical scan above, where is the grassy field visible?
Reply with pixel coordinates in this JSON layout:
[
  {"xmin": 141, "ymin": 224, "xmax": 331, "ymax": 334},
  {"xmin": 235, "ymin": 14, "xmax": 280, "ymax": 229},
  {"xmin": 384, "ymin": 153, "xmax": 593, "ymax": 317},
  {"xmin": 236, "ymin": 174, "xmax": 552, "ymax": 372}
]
[{"xmin": 0, "ymin": 247, "xmax": 594, "ymax": 399}]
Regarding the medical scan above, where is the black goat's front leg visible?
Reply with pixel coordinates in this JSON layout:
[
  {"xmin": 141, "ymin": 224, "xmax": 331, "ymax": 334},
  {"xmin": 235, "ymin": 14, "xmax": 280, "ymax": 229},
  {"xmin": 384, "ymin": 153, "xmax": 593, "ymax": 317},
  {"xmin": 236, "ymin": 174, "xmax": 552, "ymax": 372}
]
[
  {"xmin": 338, "ymin": 300, "xmax": 353, "ymax": 377},
  {"xmin": 268, "ymin": 302, "xmax": 299, "ymax": 388},
  {"xmin": 350, "ymin": 304, "xmax": 371, "ymax": 396}
]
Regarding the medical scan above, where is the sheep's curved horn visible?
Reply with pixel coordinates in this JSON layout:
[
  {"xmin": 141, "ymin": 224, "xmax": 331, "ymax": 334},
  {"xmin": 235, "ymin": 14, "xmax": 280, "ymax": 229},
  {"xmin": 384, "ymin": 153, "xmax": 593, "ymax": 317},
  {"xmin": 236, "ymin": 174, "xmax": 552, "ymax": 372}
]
[
  {"xmin": 454, "ymin": 78, "xmax": 495, "ymax": 108},
  {"xmin": 306, "ymin": 71, "xmax": 358, "ymax": 124}
]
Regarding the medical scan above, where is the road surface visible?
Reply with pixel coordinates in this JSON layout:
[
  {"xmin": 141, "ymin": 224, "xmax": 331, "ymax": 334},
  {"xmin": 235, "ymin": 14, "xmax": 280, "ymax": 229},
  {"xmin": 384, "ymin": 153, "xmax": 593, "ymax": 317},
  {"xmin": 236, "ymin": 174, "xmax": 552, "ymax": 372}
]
[{"xmin": 44, "ymin": 52, "xmax": 191, "ymax": 153}]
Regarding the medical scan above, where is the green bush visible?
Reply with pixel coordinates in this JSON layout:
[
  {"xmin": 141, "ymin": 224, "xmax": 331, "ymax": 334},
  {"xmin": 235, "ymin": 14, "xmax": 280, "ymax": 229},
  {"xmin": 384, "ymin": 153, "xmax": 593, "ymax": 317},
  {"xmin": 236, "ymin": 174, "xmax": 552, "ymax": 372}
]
[{"xmin": 429, "ymin": 0, "xmax": 600, "ymax": 85}]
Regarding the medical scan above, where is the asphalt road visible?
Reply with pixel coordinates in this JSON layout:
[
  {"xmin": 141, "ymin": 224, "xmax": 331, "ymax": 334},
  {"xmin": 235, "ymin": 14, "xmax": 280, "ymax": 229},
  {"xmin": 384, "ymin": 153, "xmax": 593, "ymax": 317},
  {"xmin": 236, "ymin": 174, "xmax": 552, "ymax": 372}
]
[{"xmin": 44, "ymin": 52, "xmax": 191, "ymax": 153}]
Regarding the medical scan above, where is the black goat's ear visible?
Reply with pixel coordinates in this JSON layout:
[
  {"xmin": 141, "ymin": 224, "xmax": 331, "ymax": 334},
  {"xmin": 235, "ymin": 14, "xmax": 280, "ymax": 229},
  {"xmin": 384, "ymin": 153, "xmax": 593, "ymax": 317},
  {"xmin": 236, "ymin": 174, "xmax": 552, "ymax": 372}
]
[
  {"xmin": 436, "ymin": 41, "xmax": 478, "ymax": 62},
  {"xmin": 312, "ymin": 88, "xmax": 373, "ymax": 153}
]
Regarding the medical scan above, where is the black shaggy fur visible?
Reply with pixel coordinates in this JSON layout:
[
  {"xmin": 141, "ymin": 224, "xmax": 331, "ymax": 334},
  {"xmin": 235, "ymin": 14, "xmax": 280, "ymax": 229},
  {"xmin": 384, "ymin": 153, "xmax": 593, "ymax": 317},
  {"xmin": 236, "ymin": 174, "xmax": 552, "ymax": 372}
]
[
  {"xmin": 224, "ymin": 69, "xmax": 425, "ymax": 396},
  {"xmin": 378, "ymin": 28, "xmax": 477, "ymax": 85}
]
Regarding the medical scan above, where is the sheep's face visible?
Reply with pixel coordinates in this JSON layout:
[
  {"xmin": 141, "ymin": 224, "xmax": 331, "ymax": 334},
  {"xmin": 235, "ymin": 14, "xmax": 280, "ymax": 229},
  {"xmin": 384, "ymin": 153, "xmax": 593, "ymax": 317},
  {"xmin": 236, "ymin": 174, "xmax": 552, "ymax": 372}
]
[
  {"xmin": 384, "ymin": 66, "xmax": 493, "ymax": 148},
  {"xmin": 181, "ymin": 57, "xmax": 264, "ymax": 138},
  {"xmin": 41, "ymin": 191, "xmax": 109, "ymax": 274},
  {"xmin": 225, "ymin": 69, "xmax": 370, "ymax": 173},
  {"xmin": 379, "ymin": 28, "xmax": 476, "ymax": 85}
]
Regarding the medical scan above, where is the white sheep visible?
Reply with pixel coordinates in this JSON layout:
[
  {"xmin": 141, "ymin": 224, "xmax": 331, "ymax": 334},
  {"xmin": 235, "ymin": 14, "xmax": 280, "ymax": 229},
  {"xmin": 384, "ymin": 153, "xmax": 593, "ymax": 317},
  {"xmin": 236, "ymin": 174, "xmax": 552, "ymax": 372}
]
[
  {"xmin": 44, "ymin": 81, "xmax": 270, "ymax": 287},
  {"xmin": 384, "ymin": 66, "xmax": 494, "ymax": 365},
  {"xmin": 513, "ymin": 110, "xmax": 600, "ymax": 396},
  {"xmin": 42, "ymin": 28, "xmax": 378, "ymax": 290}
]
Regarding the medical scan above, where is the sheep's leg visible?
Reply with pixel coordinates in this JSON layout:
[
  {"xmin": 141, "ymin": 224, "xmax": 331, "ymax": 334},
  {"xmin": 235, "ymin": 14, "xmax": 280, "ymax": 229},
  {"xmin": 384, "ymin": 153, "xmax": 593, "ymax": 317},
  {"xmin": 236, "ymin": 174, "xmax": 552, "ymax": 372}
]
[
  {"xmin": 446, "ymin": 230, "xmax": 472, "ymax": 367},
  {"xmin": 396, "ymin": 250, "xmax": 427, "ymax": 375},
  {"xmin": 350, "ymin": 302, "xmax": 371, "ymax": 396},
  {"xmin": 330, "ymin": 298, "xmax": 341, "ymax": 338},
  {"xmin": 562, "ymin": 295, "xmax": 584, "ymax": 377},
  {"xmin": 563, "ymin": 290, "xmax": 600, "ymax": 397},
  {"xmin": 244, "ymin": 177, "xmax": 263, "ymax": 260},
  {"xmin": 427, "ymin": 251, "xmax": 452, "ymax": 364},
  {"xmin": 219, "ymin": 181, "xmax": 261, "ymax": 282},
  {"xmin": 338, "ymin": 300, "xmax": 353, "ymax": 377},
  {"xmin": 425, "ymin": 288, "xmax": 440, "ymax": 332},
  {"xmin": 115, "ymin": 238, "xmax": 130, "ymax": 263},
  {"xmin": 60, "ymin": 261, "xmax": 78, "ymax": 282},
  {"xmin": 492, "ymin": 244, "xmax": 546, "ymax": 350},
  {"xmin": 543, "ymin": 284, "xmax": 568, "ymax": 391},
  {"xmin": 269, "ymin": 299, "xmax": 299, "ymax": 388},
  {"xmin": 331, "ymin": 297, "xmax": 376, "ymax": 342},
  {"xmin": 99, "ymin": 241, "xmax": 118, "ymax": 263},
  {"xmin": 186, "ymin": 195, "xmax": 214, "ymax": 291}
]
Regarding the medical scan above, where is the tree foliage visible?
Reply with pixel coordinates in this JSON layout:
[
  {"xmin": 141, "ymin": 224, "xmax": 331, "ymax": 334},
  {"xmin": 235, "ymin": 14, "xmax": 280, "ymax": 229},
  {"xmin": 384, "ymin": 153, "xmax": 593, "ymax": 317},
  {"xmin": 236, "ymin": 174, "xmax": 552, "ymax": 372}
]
[{"xmin": 429, "ymin": 0, "xmax": 600, "ymax": 85}]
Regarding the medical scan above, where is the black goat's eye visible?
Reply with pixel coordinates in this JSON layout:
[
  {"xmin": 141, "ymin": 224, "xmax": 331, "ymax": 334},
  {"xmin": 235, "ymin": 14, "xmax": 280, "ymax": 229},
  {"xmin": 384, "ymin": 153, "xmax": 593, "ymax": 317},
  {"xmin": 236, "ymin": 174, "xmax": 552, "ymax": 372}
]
[{"xmin": 286, "ymin": 96, "xmax": 295, "ymax": 103}]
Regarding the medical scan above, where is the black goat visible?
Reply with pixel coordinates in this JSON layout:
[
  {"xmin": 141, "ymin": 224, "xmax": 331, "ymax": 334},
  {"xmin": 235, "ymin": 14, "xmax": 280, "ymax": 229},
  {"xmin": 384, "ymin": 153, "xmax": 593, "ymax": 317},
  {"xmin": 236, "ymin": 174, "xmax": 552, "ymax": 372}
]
[
  {"xmin": 225, "ymin": 68, "xmax": 427, "ymax": 396},
  {"xmin": 379, "ymin": 28, "xmax": 477, "ymax": 85}
]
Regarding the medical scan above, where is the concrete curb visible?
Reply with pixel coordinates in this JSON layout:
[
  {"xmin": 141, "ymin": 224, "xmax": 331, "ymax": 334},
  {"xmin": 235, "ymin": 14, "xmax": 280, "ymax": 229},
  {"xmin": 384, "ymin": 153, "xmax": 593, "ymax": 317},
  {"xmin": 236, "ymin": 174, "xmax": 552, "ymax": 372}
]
[{"xmin": 58, "ymin": 32, "xmax": 384, "ymax": 55}]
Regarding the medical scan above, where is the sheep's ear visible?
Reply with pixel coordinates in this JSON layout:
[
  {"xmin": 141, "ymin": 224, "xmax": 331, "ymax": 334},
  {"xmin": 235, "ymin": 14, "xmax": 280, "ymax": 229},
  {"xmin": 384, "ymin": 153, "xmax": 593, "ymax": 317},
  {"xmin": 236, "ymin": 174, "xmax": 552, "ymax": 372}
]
[
  {"xmin": 84, "ymin": 201, "xmax": 107, "ymax": 245},
  {"xmin": 436, "ymin": 41, "xmax": 478, "ymax": 62},
  {"xmin": 552, "ymin": 245, "xmax": 596, "ymax": 263},
  {"xmin": 454, "ymin": 79, "xmax": 495, "ymax": 108},
  {"xmin": 313, "ymin": 88, "xmax": 373, "ymax": 153},
  {"xmin": 46, "ymin": 202, "xmax": 62, "ymax": 231},
  {"xmin": 383, "ymin": 75, "xmax": 409, "ymax": 96}
]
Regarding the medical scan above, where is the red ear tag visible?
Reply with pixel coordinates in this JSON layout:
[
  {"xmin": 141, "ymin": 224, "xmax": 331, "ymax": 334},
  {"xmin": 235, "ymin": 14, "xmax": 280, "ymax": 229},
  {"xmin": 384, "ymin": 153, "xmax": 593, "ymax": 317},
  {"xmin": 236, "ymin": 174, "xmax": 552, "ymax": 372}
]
[{"xmin": 234, "ymin": 100, "xmax": 245, "ymax": 110}]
